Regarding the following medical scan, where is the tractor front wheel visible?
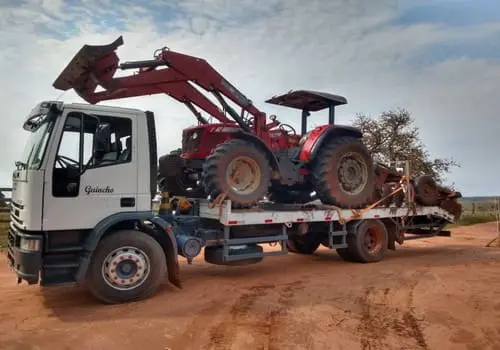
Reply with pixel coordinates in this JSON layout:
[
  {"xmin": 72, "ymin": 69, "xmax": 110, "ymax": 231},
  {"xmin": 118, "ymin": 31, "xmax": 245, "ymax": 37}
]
[
  {"xmin": 158, "ymin": 149, "xmax": 205, "ymax": 198},
  {"xmin": 201, "ymin": 139, "xmax": 271, "ymax": 208},
  {"xmin": 312, "ymin": 136, "xmax": 375, "ymax": 209}
]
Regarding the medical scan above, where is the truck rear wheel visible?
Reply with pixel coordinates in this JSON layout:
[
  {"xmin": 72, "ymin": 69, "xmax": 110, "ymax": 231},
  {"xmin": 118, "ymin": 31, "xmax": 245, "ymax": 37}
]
[
  {"xmin": 286, "ymin": 233, "xmax": 322, "ymax": 254},
  {"xmin": 86, "ymin": 230, "xmax": 167, "ymax": 304},
  {"xmin": 201, "ymin": 139, "xmax": 271, "ymax": 208},
  {"xmin": 312, "ymin": 136, "xmax": 375, "ymax": 209},
  {"xmin": 345, "ymin": 219, "xmax": 388, "ymax": 263}
]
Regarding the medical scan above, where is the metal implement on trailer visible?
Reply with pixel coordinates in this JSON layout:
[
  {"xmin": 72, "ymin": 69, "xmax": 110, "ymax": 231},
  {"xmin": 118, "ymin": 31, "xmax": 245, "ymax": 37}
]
[{"xmin": 164, "ymin": 196, "xmax": 456, "ymax": 267}]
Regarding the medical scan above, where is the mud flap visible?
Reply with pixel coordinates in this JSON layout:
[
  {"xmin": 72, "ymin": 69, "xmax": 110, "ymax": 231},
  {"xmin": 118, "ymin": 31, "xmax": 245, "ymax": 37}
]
[
  {"xmin": 167, "ymin": 258, "xmax": 182, "ymax": 289},
  {"xmin": 53, "ymin": 36, "xmax": 124, "ymax": 92}
]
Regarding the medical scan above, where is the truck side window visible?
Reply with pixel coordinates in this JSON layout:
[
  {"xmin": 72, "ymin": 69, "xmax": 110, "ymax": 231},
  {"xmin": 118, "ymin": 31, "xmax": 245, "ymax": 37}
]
[
  {"xmin": 52, "ymin": 112, "xmax": 132, "ymax": 197},
  {"xmin": 84, "ymin": 115, "xmax": 133, "ymax": 169}
]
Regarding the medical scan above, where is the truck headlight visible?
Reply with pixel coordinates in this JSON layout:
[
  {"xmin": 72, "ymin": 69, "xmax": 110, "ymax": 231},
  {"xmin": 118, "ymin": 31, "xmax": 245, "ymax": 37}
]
[{"xmin": 20, "ymin": 238, "xmax": 41, "ymax": 252}]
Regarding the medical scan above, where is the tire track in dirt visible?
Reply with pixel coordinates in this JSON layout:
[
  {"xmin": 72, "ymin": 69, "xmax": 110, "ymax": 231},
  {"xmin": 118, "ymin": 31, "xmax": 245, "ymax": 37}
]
[
  {"xmin": 355, "ymin": 272, "xmax": 429, "ymax": 350},
  {"xmin": 203, "ymin": 280, "xmax": 306, "ymax": 350}
]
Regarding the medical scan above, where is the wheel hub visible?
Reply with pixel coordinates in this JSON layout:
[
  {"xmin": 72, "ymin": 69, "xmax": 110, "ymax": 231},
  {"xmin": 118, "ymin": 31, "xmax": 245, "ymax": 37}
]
[
  {"xmin": 226, "ymin": 156, "xmax": 262, "ymax": 195},
  {"xmin": 337, "ymin": 153, "xmax": 368, "ymax": 195},
  {"xmin": 364, "ymin": 228, "xmax": 382, "ymax": 254},
  {"xmin": 102, "ymin": 246, "xmax": 151, "ymax": 291}
]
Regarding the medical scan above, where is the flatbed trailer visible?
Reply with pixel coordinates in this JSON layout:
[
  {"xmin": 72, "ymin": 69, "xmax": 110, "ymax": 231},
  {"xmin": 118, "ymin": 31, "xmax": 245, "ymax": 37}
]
[{"xmin": 167, "ymin": 198, "xmax": 455, "ymax": 267}]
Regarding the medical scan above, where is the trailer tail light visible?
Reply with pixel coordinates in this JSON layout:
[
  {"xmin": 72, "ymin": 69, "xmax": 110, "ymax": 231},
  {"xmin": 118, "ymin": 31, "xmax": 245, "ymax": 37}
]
[
  {"xmin": 228, "ymin": 220, "xmax": 238, "ymax": 225},
  {"xmin": 264, "ymin": 219, "xmax": 273, "ymax": 223},
  {"xmin": 296, "ymin": 218, "xmax": 304, "ymax": 222},
  {"xmin": 325, "ymin": 216, "xmax": 332, "ymax": 221}
]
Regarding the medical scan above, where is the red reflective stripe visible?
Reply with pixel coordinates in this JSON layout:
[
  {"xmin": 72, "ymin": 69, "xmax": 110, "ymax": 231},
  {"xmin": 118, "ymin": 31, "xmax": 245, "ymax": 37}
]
[
  {"xmin": 296, "ymin": 218, "xmax": 304, "ymax": 222},
  {"xmin": 325, "ymin": 216, "xmax": 332, "ymax": 221},
  {"xmin": 228, "ymin": 220, "xmax": 238, "ymax": 225},
  {"xmin": 264, "ymin": 219, "xmax": 273, "ymax": 223}
]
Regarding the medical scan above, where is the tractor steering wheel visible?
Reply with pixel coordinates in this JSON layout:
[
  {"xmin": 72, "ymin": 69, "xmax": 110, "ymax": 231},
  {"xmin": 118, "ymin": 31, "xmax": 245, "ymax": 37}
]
[{"xmin": 279, "ymin": 123, "xmax": 297, "ymax": 136}]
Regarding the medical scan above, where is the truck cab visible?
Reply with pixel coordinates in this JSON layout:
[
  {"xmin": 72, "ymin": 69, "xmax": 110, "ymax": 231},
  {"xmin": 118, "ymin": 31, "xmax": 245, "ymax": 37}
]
[{"xmin": 8, "ymin": 101, "xmax": 159, "ymax": 288}]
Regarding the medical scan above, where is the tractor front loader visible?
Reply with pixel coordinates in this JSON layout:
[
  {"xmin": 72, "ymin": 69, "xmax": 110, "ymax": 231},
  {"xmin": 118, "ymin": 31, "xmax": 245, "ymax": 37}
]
[{"xmin": 53, "ymin": 35, "xmax": 380, "ymax": 209}]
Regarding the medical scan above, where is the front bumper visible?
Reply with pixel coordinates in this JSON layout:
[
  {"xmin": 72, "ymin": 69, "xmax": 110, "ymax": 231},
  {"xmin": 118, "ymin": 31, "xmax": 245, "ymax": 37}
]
[{"xmin": 6, "ymin": 223, "xmax": 42, "ymax": 285}]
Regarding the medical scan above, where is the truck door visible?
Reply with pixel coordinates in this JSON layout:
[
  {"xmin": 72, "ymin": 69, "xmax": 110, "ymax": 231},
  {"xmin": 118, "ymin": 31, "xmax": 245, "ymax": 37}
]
[{"xmin": 42, "ymin": 110, "xmax": 138, "ymax": 231}]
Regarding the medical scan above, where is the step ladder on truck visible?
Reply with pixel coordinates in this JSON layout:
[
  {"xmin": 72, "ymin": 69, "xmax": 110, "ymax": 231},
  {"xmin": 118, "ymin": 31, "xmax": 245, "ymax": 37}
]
[{"xmin": 5, "ymin": 36, "xmax": 462, "ymax": 304}]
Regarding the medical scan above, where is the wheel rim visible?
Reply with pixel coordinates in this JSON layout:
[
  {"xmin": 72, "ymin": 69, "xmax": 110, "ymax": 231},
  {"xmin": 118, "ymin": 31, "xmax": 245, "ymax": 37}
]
[
  {"xmin": 102, "ymin": 246, "xmax": 151, "ymax": 291},
  {"xmin": 225, "ymin": 156, "xmax": 262, "ymax": 195},
  {"xmin": 363, "ymin": 227, "xmax": 383, "ymax": 255},
  {"xmin": 337, "ymin": 152, "xmax": 368, "ymax": 195}
]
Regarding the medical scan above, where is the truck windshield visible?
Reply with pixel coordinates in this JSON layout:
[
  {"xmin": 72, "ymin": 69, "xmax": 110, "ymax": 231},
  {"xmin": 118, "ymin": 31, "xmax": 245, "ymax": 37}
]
[{"xmin": 20, "ymin": 117, "xmax": 56, "ymax": 170}]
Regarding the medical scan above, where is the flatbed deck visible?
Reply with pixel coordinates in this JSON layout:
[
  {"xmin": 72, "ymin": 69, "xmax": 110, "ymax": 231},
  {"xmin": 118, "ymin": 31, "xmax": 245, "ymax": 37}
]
[{"xmin": 197, "ymin": 200, "xmax": 456, "ymax": 226}]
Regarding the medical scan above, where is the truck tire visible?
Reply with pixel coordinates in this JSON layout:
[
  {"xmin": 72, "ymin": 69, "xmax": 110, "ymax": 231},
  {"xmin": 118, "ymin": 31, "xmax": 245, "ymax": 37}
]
[
  {"xmin": 345, "ymin": 219, "xmax": 388, "ymax": 263},
  {"xmin": 414, "ymin": 175, "xmax": 439, "ymax": 206},
  {"xmin": 201, "ymin": 139, "xmax": 271, "ymax": 208},
  {"xmin": 335, "ymin": 247, "xmax": 357, "ymax": 262},
  {"xmin": 86, "ymin": 230, "xmax": 167, "ymax": 304},
  {"xmin": 312, "ymin": 136, "xmax": 375, "ymax": 209},
  {"xmin": 286, "ymin": 233, "xmax": 322, "ymax": 254}
]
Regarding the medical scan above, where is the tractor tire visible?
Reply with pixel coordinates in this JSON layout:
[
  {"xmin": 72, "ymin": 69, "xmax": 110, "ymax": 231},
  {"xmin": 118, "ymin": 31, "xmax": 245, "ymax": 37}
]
[
  {"xmin": 440, "ymin": 199, "xmax": 462, "ymax": 221},
  {"xmin": 312, "ymin": 136, "xmax": 375, "ymax": 209},
  {"xmin": 201, "ymin": 139, "xmax": 271, "ymax": 208},
  {"xmin": 86, "ymin": 230, "xmax": 167, "ymax": 304},
  {"xmin": 158, "ymin": 150, "xmax": 205, "ymax": 198},
  {"xmin": 345, "ymin": 219, "xmax": 388, "ymax": 263},
  {"xmin": 414, "ymin": 175, "xmax": 439, "ymax": 206}
]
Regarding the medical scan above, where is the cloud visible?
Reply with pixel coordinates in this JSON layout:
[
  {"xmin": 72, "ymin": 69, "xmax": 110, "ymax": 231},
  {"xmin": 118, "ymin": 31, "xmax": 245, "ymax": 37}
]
[{"xmin": 0, "ymin": 0, "xmax": 499, "ymax": 196}]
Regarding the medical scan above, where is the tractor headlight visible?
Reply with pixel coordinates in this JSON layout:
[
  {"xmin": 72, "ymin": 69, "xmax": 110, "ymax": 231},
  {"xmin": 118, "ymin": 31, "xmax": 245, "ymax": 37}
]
[{"xmin": 20, "ymin": 238, "xmax": 41, "ymax": 252}]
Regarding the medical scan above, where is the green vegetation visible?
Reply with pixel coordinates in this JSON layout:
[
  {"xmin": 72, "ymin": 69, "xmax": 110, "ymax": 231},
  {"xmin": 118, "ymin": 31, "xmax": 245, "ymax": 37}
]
[
  {"xmin": 446, "ymin": 198, "xmax": 499, "ymax": 228},
  {"xmin": 0, "ymin": 211, "xmax": 8, "ymax": 249}
]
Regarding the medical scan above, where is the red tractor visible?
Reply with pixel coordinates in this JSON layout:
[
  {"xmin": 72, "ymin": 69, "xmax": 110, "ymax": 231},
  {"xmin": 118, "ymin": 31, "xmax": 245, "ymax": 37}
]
[{"xmin": 53, "ymin": 36, "xmax": 376, "ymax": 208}]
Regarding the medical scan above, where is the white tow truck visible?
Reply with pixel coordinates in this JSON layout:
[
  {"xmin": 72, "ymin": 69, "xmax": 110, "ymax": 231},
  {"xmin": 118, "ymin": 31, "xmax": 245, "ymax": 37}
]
[{"xmin": 6, "ymin": 100, "xmax": 459, "ymax": 304}]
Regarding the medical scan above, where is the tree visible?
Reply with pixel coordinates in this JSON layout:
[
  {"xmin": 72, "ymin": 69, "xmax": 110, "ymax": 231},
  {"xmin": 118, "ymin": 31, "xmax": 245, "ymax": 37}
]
[{"xmin": 351, "ymin": 108, "xmax": 459, "ymax": 185}]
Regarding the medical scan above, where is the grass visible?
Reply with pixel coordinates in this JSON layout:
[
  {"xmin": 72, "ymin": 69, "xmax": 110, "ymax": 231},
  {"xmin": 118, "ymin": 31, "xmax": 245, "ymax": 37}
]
[
  {"xmin": 0, "ymin": 198, "xmax": 498, "ymax": 250},
  {"xmin": 0, "ymin": 211, "xmax": 8, "ymax": 249}
]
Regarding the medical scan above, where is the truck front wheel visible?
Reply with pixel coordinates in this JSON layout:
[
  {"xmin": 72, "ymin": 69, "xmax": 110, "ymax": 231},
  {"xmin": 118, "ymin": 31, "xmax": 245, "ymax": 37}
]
[{"xmin": 86, "ymin": 230, "xmax": 167, "ymax": 304}]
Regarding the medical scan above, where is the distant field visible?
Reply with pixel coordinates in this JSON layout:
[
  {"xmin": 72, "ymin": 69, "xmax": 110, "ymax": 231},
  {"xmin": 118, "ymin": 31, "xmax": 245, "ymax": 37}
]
[{"xmin": 0, "ymin": 198, "xmax": 498, "ymax": 249}]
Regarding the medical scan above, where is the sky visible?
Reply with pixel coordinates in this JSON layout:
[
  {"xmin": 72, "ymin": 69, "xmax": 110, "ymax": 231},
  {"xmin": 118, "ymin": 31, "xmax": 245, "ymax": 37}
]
[{"xmin": 0, "ymin": 0, "xmax": 499, "ymax": 197}]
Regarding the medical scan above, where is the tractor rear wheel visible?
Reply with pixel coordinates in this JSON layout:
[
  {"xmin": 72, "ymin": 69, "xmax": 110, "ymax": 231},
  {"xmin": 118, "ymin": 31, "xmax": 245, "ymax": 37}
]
[
  {"xmin": 201, "ymin": 139, "xmax": 271, "ymax": 208},
  {"xmin": 312, "ymin": 136, "xmax": 375, "ymax": 209}
]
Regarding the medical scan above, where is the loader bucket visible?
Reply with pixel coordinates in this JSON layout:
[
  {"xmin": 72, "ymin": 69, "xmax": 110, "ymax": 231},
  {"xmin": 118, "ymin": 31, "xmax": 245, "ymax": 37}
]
[{"xmin": 53, "ymin": 36, "xmax": 124, "ymax": 92}]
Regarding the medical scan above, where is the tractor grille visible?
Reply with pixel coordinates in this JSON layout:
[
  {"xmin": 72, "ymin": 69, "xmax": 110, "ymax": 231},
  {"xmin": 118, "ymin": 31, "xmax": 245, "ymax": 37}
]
[{"xmin": 182, "ymin": 129, "xmax": 203, "ymax": 153}]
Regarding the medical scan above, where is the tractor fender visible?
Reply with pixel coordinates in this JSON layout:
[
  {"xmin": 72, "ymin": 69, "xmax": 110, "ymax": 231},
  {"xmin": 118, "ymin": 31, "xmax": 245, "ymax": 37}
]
[
  {"xmin": 75, "ymin": 212, "xmax": 179, "ymax": 284},
  {"xmin": 299, "ymin": 124, "xmax": 363, "ymax": 162},
  {"xmin": 233, "ymin": 131, "xmax": 281, "ymax": 171}
]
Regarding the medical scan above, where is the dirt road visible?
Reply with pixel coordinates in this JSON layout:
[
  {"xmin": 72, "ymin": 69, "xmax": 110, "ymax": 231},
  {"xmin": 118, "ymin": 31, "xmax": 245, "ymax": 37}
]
[{"xmin": 1, "ymin": 223, "xmax": 500, "ymax": 350}]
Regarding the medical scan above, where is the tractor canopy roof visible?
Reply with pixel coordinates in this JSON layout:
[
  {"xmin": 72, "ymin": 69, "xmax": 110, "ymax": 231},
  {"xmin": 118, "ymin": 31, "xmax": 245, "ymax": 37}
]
[{"xmin": 265, "ymin": 90, "xmax": 347, "ymax": 112}]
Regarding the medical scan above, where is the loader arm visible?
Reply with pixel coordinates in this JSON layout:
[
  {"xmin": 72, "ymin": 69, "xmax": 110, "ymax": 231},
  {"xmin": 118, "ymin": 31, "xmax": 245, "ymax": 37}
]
[{"xmin": 53, "ymin": 36, "xmax": 268, "ymax": 135}]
